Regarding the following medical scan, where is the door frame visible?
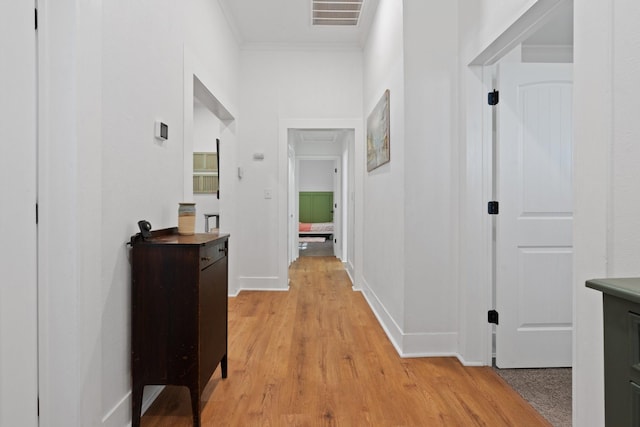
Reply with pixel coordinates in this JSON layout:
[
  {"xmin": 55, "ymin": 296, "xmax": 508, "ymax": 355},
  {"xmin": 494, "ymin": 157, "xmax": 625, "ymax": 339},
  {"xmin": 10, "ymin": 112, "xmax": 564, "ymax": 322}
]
[
  {"xmin": 1, "ymin": 0, "xmax": 38, "ymax": 424},
  {"xmin": 463, "ymin": 0, "xmax": 573, "ymax": 366},
  {"xmin": 36, "ymin": 0, "xmax": 104, "ymax": 423},
  {"xmin": 279, "ymin": 119, "xmax": 363, "ymax": 289},
  {"xmin": 288, "ymin": 144, "xmax": 298, "ymax": 264}
]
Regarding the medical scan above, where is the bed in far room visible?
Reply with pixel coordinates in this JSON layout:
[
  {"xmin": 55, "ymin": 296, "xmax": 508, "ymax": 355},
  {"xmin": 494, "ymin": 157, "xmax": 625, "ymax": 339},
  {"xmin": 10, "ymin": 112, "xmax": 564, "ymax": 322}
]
[{"xmin": 299, "ymin": 221, "xmax": 334, "ymax": 236}]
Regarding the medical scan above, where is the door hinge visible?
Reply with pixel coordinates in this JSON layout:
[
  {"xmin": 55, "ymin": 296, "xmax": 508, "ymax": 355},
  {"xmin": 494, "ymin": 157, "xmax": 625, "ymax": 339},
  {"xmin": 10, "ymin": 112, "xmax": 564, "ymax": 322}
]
[
  {"xmin": 37, "ymin": 396, "xmax": 39, "ymax": 416},
  {"xmin": 35, "ymin": 8, "xmax": 38, "ymax": 30},
  {"xmin": 335, "ymin": 168, "xmax": 338, "ymax": 173},
  {"xmin": 488, "ymin": 310, "xmax": 499, "ymax": 325},
  {"xmin": 334, "ymin": 238, "xmax": 337, "ymax": 244},
  {"xmin": 488, "ymin": 201, "xmax": 499, "ymax": 215},
  {"xmin": 35, "ymin": 203, "xmax": 39, "ymax": 224},
  {"xmin": 488, "ymin": 89, "xmax": 499, "ymax": 106}
]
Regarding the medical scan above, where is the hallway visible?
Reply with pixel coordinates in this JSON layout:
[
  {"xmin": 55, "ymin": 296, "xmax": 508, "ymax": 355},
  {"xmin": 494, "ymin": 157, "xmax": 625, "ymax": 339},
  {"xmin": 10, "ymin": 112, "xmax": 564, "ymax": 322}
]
[{"xmin": 140, "ymin": 257, "xmax": 549, "ymax": 426}]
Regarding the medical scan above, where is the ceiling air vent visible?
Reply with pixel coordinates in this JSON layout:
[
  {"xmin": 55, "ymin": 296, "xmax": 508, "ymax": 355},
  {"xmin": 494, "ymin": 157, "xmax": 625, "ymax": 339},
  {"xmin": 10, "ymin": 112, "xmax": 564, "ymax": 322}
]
[{"xmin": 312, "ymin": 0, "xmax": 363, "ymax": 26}]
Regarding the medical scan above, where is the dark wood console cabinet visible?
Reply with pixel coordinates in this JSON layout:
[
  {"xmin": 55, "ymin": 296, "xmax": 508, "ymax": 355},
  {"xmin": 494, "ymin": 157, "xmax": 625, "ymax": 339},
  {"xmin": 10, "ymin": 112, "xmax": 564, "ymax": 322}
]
[
  {"xmin": 130, "ymin": 228, "xmax": 229, "ymax": 427},
  {"xmin": 587, "ymin": 277, "xmax": 640, "ymax": 427}
]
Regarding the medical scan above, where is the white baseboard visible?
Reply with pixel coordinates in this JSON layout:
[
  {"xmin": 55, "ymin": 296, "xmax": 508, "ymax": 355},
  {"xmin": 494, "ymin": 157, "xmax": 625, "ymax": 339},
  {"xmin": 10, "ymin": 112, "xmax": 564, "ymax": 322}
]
[
  {"xmin": 102, "ymin": 391, "xmax": 129, "ymax": 426},
  {"xmin": 103, "ymin": 385, "xmax": 164, "ymax": 426},
  {"xmin": 345, "ymin": 266, "xmax": 355, "ymax": 286},
  {"xmin": 359, "ymin": 277, "xmax": 459, "ymax": 358},
  {"xmin": 401, "ymin": 332, "xmax": 458, "ymax": 358},
  {"xmin": 236, "ymin": 287, "xmax": 289, "ymax": 293},
  {"xmin": 456, "ymin": 354, "xmax": 485, "ymax": 367},
  {"xmin": 346, "ymin": 260, "xmax": 355, "ymax": 282},
  {"xmin": 237, "ymin": 276, "xmax": 288, "ymax": 291},
  {"xmin": 359, "ymin": 278, "xmax": 404, "ymax": 355}
]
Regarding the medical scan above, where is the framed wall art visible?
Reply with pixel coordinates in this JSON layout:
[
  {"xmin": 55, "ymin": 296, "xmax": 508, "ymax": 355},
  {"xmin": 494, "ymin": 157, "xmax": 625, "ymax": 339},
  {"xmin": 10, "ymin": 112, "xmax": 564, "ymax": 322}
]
[{"xmin": 366, "ymin": 89, "xmax": 390, "ymax": 172}]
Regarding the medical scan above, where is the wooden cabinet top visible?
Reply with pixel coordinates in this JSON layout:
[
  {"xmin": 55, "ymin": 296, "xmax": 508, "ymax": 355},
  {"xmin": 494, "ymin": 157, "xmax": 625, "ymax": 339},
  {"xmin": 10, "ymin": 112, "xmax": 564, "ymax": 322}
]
[
  {"xmin": 587, "ymin": 277, "xmax": 640, "ymax": 304},
  {"xmin": 130, "ymin": 227, "xmax": 229, "ymax": 247}
]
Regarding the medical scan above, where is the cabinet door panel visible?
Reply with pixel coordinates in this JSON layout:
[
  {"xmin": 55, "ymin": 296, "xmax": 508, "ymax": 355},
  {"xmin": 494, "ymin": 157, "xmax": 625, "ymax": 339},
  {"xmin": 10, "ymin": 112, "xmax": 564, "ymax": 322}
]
[
  {"xmin": 132, "ymin": 246, "xmax": 199, "ymax": 382},
  {"xmin": 632, "ymin": 382, "xmax": 640, "ymax": 425},
  {"xmin": 199, "ymin": 256, "xmax": 228, "ymax": 390}
]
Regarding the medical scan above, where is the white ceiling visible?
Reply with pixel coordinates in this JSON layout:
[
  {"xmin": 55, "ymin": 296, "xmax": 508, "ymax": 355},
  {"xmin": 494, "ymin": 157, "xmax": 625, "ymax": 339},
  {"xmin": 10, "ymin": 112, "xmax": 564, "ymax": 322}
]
[
  {"xmin": 257, "ymin": 2, "xmax": 572, "ymax": 146},
  {"xmin": 217, "ymin": 0, "xmax": 380, "ymax": 47},
  {"xmin": 219, "ymin": 0, "xmax": 573, "ymax": 48}
]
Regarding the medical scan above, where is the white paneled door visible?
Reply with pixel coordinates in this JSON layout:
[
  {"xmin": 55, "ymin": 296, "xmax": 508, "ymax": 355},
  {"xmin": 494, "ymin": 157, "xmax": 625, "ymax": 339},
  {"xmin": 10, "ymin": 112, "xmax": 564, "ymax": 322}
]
[
  {"xmin": 496, "ymin": 63, "xmax": 573, "ymax": 368},
  {"xmin": 0, "ymin": 0, "xmax": 39, "ymax": 425}
]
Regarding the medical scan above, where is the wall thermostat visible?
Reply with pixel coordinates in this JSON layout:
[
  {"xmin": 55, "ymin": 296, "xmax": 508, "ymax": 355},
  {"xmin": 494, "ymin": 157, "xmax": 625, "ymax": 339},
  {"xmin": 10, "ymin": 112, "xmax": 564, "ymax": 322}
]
[{"xmin": 155, "ymin": 121, "xmax": 168, "ymax": 140}]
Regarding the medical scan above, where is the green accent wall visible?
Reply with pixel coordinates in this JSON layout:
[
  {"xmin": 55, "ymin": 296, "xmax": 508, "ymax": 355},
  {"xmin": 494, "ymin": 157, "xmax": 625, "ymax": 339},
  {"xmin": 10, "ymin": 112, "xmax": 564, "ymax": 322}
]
[{"xmin": 299, "ymin": 192, "xmax": 333, "ymax": 223}]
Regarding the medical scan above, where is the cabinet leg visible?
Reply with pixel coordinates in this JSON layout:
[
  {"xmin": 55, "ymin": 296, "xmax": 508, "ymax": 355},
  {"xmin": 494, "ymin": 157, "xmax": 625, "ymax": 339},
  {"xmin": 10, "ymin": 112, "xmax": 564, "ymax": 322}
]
[
  {"xmin": 221, "ymin": 354, "xmax": 228, "ymax": 379},
  {"xmin": 189, "ymin": 387, "xmax": 201, "ymax": 427},
  {"xmin": 131, "ymin": 384, "xmax": 144, "ymax": 427}
]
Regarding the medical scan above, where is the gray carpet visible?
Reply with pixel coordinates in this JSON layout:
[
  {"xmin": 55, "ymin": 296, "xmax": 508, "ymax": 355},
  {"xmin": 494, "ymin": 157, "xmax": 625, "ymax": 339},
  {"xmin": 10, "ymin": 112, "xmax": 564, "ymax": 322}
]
[{"xmin": 494, "ymin": 367, "xmax": 572, "ymax": 427}]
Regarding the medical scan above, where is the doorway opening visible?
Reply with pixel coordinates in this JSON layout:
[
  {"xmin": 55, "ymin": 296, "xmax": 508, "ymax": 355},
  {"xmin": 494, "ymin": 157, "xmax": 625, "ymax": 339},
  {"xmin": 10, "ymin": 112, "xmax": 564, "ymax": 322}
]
[
  {"xmin": 184, "ymin": 74, "xmax": 235, "ymax": 235},
  {"xmin": 287, "ymin": 128, "xmax": 354, "ymax": 265},
  {"xmin": 471, "ymin": 1, "xmax": 574, "ymax": 425},
  {"xmin": 487, "ymin": 0, "xmax": 574, "ymax": 371}
]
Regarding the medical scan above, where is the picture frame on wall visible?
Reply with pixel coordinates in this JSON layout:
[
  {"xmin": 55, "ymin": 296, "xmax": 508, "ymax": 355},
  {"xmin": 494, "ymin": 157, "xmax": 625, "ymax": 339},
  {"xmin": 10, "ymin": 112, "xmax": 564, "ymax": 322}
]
[{"xmin": 366, "ymin": 89, "xmax": 390, "ymax": 172}]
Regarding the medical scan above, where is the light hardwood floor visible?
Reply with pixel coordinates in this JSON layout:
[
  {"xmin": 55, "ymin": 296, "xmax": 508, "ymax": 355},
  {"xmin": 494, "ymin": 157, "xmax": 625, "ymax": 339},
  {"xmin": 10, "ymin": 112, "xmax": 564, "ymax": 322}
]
[{"xmin": 140, "ymin": 256, "xmax": 550, "ymax": 426}]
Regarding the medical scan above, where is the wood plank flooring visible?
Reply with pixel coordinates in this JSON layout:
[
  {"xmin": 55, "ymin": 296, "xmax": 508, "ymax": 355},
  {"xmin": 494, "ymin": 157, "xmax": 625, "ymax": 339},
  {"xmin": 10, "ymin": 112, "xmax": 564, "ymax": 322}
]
[{"xmin": 140, "ymin": 256, "xmax": 550, "ymax": 426}]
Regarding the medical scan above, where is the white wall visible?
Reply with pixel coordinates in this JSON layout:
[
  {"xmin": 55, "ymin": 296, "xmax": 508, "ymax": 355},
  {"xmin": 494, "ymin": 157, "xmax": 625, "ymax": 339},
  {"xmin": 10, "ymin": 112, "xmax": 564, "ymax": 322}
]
[
  {"xmin": 573, "ymin": 1, "xmax": 640, "ymax": 425},
  {"xmin": 101, "ymin": 1, "xmax": 187, "ymax": 423},
  {"xmin": 402, "ymin": 0, "xmax": 459, "ymax": 355},
  {"xmin": 237, "ymin": 48, "xmax": 363, "ymax": 290},
  {"xmin": 193, "ymin": 105, "xmax": 219, "ymax": 150},
  {"xmin": 37, "ymin": 0, "xmax": 104, "ymax": 424},
  {"xmin": 572, "ymin": 2, "xmax": 608, "ymax": 424},
  {"xmin": 361, "ymin": 0, "xmax": 407, "ymax": 350},
  {"xmin": 183, "ymin": 0, "xmax": 239, "ymax": 116},
  {"xmin": 0, "ymin": 1, "xmax": 38, "ymax": 425},
  {"xmin": 460, "ymin": 0, "xmax": 539, "ymax": 63},
  {"xmin": 296, "ymin": 139, "xmax": 344, "ymax": 156},
  {"xmin": 361, "ymin": 0, "xmax": 460, "ymax": 356},
  {"xmin": 298, "ymin": 160, "xmax": 334, "ymax": 192},
  {"xmin": 38, "ymin": 0, "xmax": 240, "ymax": 425}
]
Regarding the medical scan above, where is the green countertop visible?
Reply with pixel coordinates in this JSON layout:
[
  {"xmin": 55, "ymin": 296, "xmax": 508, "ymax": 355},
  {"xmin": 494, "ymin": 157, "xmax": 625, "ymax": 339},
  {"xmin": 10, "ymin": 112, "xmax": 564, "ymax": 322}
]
[{"xmin": 586, "ymin": 277, "xmax": 640, "ymax": 304}]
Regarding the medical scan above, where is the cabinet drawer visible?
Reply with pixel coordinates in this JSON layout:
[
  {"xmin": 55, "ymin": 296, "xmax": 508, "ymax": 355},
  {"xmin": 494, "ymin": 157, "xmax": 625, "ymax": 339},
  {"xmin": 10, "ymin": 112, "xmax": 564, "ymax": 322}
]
[{"xmin": 200, "ymin": 240, "xmax": 227, "ymax": 269}]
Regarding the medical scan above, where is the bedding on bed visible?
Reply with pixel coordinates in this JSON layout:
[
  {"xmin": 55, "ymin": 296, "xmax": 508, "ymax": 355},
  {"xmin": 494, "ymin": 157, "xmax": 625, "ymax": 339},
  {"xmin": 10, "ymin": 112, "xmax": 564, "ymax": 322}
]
[{"xmin": 299, "ymin": 222, "xmax": 334, "ymax": 233}]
